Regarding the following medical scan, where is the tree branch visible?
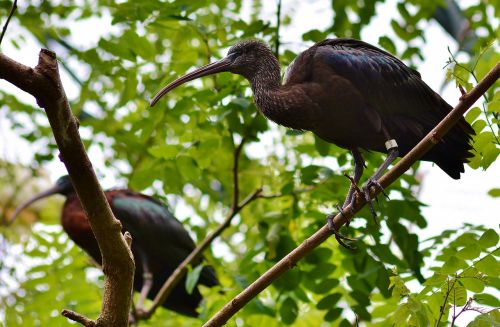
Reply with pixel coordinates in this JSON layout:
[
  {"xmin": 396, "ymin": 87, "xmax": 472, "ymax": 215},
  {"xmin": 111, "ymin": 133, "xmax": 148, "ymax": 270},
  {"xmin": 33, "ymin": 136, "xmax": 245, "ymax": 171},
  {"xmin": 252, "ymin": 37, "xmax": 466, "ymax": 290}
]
[
  {"xmin": 135, "ymin": 136, "xmax": 261, "ymax": 320},
  {"xmin": 203, "ymin": 62, "xmax": 500, "ymax": 327},
  {"xmin": 0, "ymin": 0, "xmax": 17, "ymax": 46},
  {"xmin": 0, "ymin": 50, "xmax": 135, "ymax": 326},
  {"xmin": 61, "ymin": 309, "xmax": 96, "ymax": 327},
  {"xmin": 274, "ymin": 0, "xmax": 282, "ymax": 57}
]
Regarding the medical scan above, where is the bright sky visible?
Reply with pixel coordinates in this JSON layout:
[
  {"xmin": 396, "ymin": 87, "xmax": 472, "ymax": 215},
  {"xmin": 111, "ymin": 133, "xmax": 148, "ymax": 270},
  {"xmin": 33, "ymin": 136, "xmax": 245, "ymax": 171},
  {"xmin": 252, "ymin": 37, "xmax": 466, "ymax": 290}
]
[{"xmin": 0, "ymin": 1, "xmax": 498, "ymax": 325}]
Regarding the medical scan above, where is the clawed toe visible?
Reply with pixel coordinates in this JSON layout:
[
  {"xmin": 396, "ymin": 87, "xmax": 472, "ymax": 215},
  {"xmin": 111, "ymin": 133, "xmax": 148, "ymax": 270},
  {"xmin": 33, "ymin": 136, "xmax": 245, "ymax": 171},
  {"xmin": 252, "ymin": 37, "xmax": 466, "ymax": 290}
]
[
  {"xmin": 362, "ymin": 178, "xmax": 389, "ymax": 226},
  {"xmin": 327, "ymin": 212, "xmax": 357, "ymax": 250},
  {"xmin": 343, "ymin": 173, "xmax": 363, "ymax": 197}
]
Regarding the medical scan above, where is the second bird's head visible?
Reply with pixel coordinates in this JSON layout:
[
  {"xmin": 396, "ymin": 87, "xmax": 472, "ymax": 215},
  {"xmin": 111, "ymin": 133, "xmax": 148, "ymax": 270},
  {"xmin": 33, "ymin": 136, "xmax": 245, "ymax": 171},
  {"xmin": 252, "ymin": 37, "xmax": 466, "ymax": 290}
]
[
  {"xmin": 150, "ymin": 40, "xmax": 278, "ymax": 106},
  {"xmin": 9, "ymin": 175, "xmax": 74, "ymax": 223}
]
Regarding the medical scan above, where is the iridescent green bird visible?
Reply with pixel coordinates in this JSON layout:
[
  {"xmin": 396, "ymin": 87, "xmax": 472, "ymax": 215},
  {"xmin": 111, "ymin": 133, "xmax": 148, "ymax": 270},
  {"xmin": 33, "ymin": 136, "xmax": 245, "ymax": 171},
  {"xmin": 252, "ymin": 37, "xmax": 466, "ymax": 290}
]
[{"xmin": 11, "ymin": 175, "xmax": 219, "ymax": 317}]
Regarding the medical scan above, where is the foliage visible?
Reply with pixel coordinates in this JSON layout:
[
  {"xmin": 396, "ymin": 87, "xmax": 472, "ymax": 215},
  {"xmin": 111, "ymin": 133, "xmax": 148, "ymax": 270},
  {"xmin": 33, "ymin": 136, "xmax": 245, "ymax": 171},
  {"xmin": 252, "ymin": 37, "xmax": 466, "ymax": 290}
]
[
  {"xmin": 0, "ymin": 0, "xmax": 498, "ymax": 326},
  {"xmin": 376, "ymin": 225, "xmax": 499, "ymax": 326}
]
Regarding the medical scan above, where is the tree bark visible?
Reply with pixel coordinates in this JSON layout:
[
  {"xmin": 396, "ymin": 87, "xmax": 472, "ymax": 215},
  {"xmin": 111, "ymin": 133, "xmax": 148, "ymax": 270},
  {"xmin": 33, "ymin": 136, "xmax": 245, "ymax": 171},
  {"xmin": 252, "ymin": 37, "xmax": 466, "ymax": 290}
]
[{"xmin": 0, "ymin": 49, "xmax": 135, "ymax": 327}]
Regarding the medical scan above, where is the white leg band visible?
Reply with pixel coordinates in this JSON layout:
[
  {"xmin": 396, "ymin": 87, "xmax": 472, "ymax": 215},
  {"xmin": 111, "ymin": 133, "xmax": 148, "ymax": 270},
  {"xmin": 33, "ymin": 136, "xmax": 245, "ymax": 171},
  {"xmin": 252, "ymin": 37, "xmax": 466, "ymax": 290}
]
[{"xmin": 385, "ymin": 139, "xmax": 398, "ymax": 150}]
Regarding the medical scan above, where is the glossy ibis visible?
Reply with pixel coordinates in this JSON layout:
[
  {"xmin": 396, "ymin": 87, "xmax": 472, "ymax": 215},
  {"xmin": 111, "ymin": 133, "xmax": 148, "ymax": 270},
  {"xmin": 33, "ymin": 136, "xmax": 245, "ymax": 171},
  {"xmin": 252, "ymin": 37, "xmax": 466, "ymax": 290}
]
[
  {"xmin": 11, "ymin": 175, "xmax": 219, "ymax": 317},
  {"xmin": 150, "ymin": 38, "xmax": 474, "ymax": 240}
]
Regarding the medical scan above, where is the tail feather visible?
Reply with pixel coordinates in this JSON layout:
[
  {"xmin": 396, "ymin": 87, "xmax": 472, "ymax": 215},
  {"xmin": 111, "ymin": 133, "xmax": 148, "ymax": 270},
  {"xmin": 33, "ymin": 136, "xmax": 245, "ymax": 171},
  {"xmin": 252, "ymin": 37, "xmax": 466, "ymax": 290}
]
[{"xmin": 424, "ymin": 117, "xmax": 475, "ymax": 179}]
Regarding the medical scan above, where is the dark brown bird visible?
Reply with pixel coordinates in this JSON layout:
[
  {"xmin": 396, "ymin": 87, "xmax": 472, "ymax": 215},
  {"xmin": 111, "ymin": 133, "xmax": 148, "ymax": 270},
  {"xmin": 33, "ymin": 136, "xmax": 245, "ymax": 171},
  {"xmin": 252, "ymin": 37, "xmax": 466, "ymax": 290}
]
[
  {"xmin": 11, "ymin": 175, "xmax": 219, "ymax": 317},
  {"xmin": 150, "ymin": 38, "xmax": 474, "ymax": 239}
]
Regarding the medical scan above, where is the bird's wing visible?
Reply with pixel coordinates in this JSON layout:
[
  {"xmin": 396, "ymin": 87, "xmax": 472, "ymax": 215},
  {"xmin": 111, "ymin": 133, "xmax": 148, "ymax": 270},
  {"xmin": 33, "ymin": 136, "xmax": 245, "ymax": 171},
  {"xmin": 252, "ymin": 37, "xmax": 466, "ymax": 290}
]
[
  {"xmin": 108, "ymin": 190, "xmax": 219, "ymax": 286},
  {"xmin": 320, "ymin": 38, "xmax": 473, "ymax": 140},
  {"xmin": 313, "ymin": 38, "xmax": 448, "ymax": 120},
  {"xmin": 108, "ymin": 190, "xmax": 197, "ymax": 264}
]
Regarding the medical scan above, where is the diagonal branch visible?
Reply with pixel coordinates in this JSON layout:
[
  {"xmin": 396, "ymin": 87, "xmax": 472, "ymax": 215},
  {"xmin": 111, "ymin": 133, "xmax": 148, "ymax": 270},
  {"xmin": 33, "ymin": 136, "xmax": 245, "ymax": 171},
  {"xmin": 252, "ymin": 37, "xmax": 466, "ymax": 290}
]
[
  {"xmin": 135, "ymin": 136, "xmax": 261, "ymax": 320},
  {"xmin": 0, "ymin": 0, "xmax": 17, "ymax": 47},
  {"xmin": 203, "ymin": 63, "xmax": 500, "ymax": 327},
  {"xmin": 0, "ymin": 50, "xmax": 135, "ymax": 326}
]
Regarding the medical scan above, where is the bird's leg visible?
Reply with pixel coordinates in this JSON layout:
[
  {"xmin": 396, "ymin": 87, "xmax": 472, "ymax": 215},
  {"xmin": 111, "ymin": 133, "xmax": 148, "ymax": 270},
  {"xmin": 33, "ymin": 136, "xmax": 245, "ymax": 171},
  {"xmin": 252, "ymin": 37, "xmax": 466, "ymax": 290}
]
[
  {"xmin": 327, "ymin": 148, "xmax": 365, "ymax": 249},
  {"xmin": 135, "ymin": 252, "xmax": 153, "ymax": 312},
  {"xmin": 363, "ymin": 136, "xmax": 399, "ymax": 223},
  {"xmin": 342, "ymin": 149, "xmax": 366, "ymax": 212}
]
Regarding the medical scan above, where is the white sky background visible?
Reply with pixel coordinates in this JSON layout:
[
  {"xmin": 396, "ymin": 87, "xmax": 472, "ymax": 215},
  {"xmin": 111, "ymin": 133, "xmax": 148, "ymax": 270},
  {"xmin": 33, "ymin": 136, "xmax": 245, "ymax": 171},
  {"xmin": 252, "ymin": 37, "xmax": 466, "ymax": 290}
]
[{"xmin": 0, "ymin": 0, "xmax": 498, "ymax": 325}]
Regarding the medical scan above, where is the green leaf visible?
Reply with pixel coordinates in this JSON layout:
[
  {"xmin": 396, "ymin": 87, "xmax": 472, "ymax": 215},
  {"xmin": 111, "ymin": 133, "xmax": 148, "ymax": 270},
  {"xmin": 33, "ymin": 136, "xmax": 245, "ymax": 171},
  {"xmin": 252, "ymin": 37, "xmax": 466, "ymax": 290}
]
[
  {"xmin": 475, "ymin": 255, "xmax": 499, "ymax": 276},
  {"xmin": 465, "ymin": 107, "xmax": 482, "ymax": 124},
  {"xmin": 302, "ymin": 29, "xmax": 328, "ymax": 42},
  {"xmin": 460, "ymin": 277, "xmax": 485, "ymax": 293},
  {"xmin": 185, "ymin": 264, "xmax": 204, "ymax": 295},
  {"xmin": 324, "ymin": 308, "xmax": 343, "ymax": 322},
  {"xmin": 393, "ymin": 303, "xmax": 410, "ymax": 326},
  {"xmin": 312, "ymin": 279, "xmax": 340, "ymax": 294},
  {"xmin": 467, "ymin": 309, "xmax": 500, "ymax": 327},
  {"xmin": 441, "ymin": 256, "xmax": 468, "ymax": 275},
  {"xmin": 407, "ymin": 296, "xmax": 431, "ymax": 326},
  {"xmin": 488, "ymin": 188, "xmax": 500, "ymax": 197},
  {"xmin": 474, "ymin": 293, "xmax": 500, "ymax": 307},
  {"xmin": 424, "ymin": 273, "xmax": 447, "ymax": 286},
  {"xmin": 308, "ymin": 263, "xmax": 336, "ymax": 279},
  {"xmin": 488, "ymin": 99, "xmax": 500, "ymax": 113},
  {"xmin": 448, "ymin": 284, "xmax": 467, "ymax": 306},
  {"xmin": 378, "ymin": 36, "xmax": 396, "ymax": 53},
  {"xmin": 316, "ymin": 293, "xmax": 342, "ymax": 310},
  {"xmin": 279, "ymin": 297, "xmax": 298, "ymax": 325},
  {"xmin": 390, "ymin": 275, "xmax": 410, "ymax": 297},
  {"xmin": 314, "ymin": 135, "xmax": 330, "ymax": 156},
  {"xmin": 478, "ymin": 229, "xmax": 499, "ymax": 249},
  {"xmin": 148, "ymin": 144, "xmax": 179, "ymax": 159},
  {"xmin": 176, "ymin": 155, "xmax": 199, "ymax": 181},
  {"xmin": 456, "ymin": 244, "xmax": 481, "ymax": 260}
]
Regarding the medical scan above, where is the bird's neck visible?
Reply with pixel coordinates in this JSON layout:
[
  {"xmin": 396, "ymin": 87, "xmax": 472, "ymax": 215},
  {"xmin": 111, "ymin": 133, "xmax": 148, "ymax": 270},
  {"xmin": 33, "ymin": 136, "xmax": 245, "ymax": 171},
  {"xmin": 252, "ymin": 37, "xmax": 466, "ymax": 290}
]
[{"xmin": 248, "ymin": 65, "xmax": 313, "ymax": 130}]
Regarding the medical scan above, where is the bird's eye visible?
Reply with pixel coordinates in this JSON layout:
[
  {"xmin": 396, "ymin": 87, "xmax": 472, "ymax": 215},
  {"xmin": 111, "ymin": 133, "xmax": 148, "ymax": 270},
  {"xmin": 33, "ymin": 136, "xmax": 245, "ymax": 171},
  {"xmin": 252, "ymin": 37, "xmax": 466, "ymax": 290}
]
[{"xmin": 230, "ymin": 49, "xmax": 242, "ymax": 57}]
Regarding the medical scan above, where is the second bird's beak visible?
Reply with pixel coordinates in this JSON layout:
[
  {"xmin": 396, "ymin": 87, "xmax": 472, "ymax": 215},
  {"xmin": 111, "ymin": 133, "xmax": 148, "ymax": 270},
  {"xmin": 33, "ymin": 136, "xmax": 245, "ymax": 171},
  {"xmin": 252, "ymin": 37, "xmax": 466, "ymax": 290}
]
[
  {"xmin": 150, "ymin": 54, "xmax": 236, "ymax": 107},
  {"xmin": 8, "ymin": 185, "xmax": 63, "ymax": 225}
]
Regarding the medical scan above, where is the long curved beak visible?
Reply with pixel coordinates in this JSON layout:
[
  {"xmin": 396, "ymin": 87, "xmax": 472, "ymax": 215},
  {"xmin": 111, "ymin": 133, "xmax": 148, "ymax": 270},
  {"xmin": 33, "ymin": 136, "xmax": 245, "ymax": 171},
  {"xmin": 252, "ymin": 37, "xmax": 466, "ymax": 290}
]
[
  {"xmin": 150, "ymin": 55, "xmax": 235, "ymax": 107},
  {"xmin": 8, "ymin": 185, "xmax": 62, "ymax": 225}
]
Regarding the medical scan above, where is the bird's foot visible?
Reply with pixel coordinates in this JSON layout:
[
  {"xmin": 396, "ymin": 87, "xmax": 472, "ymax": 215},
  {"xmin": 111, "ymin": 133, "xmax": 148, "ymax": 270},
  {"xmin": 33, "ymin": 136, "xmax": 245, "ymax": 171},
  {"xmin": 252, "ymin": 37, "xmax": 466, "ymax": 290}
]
[
  {"xmin": 362, "ymin": 178, "xmax": 389, "ymax": 225},
  {"xmin": 327, "ymin": 206, "xmax": 357, "ymax": 250},
  {"xmin": 343, "ymin": 173, "xmax": 363, "ymax": 198}
]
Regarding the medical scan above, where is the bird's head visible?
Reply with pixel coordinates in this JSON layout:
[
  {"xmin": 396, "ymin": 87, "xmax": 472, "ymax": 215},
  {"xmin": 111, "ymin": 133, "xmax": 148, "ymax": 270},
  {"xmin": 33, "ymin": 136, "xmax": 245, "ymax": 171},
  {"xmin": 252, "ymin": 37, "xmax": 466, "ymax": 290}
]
[
  {"xmin": 150, "ymin": 40, "xmax": 276, "ymax": 106},
  {"xmin": 9, "ymin": 175, "xmax": 74, "ymax": 224}
]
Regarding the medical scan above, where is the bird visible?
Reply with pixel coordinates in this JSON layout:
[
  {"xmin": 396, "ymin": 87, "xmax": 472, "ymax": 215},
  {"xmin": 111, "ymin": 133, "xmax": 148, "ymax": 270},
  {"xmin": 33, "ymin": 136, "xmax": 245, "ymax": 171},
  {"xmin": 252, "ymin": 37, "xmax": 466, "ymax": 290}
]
[
  {"xmin": 150, "ymin": 38, "xmax": 474, "ymax": 243},
  {"xmin": 10, "ymin": 175, "xmax": 219, "ymax": 317}
]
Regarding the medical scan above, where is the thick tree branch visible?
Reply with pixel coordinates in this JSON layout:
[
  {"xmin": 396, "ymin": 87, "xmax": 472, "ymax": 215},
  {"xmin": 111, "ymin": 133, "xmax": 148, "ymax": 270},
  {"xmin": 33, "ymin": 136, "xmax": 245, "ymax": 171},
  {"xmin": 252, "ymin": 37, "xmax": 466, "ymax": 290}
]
[
  {"xmin": 0, "ymin": 50, "xmax": 135, "ymax": 326},
  {"xmin": 203, "ymin": 63, "xmax": 500, "ymax": 327},
  {"xmin": 135, "ymin": 137, "xmax": 261, "ymax": 320}
]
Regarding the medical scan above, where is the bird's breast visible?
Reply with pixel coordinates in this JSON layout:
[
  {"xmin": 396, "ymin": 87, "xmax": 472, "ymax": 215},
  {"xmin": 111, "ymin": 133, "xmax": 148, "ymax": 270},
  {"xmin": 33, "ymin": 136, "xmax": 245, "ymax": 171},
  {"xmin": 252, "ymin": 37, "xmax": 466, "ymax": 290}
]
[{"xmin": 61, "ymin": 197, "xmax": 102, "ymax": 263}]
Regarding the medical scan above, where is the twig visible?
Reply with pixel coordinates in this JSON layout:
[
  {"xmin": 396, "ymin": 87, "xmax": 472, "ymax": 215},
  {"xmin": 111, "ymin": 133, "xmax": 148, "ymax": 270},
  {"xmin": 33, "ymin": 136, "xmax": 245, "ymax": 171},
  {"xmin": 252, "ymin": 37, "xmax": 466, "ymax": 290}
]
[
  {"xmin": 61, "ymin": 309, "xmax": 96, "ymax": 327},
  {"xmin": 0, "ymin": 50, "xmax": 135, "ymax": 326},
  {"xmin": 274, "ymin": 0, "xmax": 282, "ymax": 57},
  {"xmin": 202, "ymin": 63, "xmax": 500, "ymax": 327},
  {"xmin": 451, "ymin": 297, "xmax": 473, "ymax": 327},
  {"xmin": 135, "ymin": 137, "xmax": 261, "ymax": 320},
  {"xmin": 0, "ymin": 0, "xmax": 17, "ymax": 46}
]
